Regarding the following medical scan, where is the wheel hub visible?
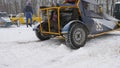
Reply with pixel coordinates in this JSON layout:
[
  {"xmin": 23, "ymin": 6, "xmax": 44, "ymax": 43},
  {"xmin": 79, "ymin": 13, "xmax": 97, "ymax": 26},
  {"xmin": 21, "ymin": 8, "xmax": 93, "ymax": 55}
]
[
  {"xmin": 73, "ymin": 28, "xmax": 85, "ymax": 45},
  {"xmin": 74, "ymin": 31, "xmax": 82, "ymax": 41}
]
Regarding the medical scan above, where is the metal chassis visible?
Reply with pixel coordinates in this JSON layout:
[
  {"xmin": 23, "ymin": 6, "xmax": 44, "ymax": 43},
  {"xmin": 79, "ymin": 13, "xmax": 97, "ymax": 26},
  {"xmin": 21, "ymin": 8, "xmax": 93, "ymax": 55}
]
[{"xmin": 39, "ymin": 6, "xmax": 79, "ymax": 35}]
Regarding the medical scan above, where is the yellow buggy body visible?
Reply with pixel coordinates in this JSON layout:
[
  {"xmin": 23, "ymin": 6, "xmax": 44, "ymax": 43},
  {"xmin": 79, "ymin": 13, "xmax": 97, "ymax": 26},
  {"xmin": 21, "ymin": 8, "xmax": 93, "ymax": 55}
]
[{"xmin": 10, "ymin": 13, "xmax": 42, "ymax": 25}]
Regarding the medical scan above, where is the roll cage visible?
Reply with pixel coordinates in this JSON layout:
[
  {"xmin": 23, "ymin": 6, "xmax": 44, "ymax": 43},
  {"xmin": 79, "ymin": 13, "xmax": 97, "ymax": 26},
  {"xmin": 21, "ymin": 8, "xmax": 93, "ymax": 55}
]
[
  {"xmin": 38, "ymin": 0, "xmax": 106, "ymax": 35},
  {"xmin": 39, "ymin": 0, "xmax": 81, "ymax": 35}
]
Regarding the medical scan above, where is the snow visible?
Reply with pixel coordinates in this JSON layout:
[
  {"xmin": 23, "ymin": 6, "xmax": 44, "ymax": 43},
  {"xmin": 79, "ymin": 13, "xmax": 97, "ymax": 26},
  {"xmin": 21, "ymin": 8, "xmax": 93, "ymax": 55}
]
[
  {"xmin": 0, "ymin": 25, "xmax": 120, "ymax": 68},
  {"xmin": 115, "ymin": 2, "xmax": 120, "ymax": 4}
]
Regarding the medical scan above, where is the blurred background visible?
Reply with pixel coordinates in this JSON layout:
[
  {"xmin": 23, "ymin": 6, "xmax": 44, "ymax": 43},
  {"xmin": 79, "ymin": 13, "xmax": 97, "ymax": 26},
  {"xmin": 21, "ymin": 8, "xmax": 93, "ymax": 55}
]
[{"xmin": 0, "ymin": 0, "xmax": 120, "ymax": 16}]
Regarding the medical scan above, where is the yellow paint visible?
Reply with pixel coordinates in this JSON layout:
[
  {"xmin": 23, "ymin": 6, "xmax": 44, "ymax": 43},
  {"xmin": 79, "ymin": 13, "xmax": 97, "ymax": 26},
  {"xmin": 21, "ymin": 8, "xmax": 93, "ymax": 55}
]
[
  {"xmin": 10, "ymin": 13, "xmax": 42, "ymax": 24},
  {"xmin": 39, "ymin": 0, "xmax": 81, "ymax": 35},
  {"xmin": 88, "ymin": 28, "xmax": 120, "ymax": 38}
]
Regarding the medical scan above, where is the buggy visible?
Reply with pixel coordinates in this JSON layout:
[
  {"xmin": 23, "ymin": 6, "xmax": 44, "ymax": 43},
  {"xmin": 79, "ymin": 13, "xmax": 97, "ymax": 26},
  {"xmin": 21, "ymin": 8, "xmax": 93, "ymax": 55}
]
[{"xmin": 34, "ymin": 0, "xmax": 120, "ymax": 49}]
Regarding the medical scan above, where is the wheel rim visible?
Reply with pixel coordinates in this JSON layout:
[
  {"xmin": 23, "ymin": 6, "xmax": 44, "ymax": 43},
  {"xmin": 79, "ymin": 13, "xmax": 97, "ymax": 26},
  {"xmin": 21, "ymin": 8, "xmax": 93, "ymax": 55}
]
[{"xmin": 72, "ymin": 28, "xmax": 85, "ymax": 45}]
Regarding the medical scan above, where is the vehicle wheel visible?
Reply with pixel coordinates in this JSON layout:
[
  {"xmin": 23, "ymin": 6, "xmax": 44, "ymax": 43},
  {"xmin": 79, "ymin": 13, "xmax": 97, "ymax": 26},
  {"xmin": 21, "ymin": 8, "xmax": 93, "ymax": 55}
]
[
  {"xmin": 35, "ymin": 25, "xmax": 50, "ymax": 41},
  {"xmin": 65, "ymin": 23, "xmax": 87, "ymax": 49}
]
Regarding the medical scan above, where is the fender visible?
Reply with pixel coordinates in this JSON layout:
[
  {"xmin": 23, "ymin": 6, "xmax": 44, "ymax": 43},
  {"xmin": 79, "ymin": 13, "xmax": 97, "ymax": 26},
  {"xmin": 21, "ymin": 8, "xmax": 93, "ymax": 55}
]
[
  {"xmin": 61, "ymin": 20, "xmax": 88, "ymax": 34},
  {"xmin": 33, "ymin": 21, "xmax": 44, "ymax": 31},
  {"xmin": 33, "ymin": 23, "xmax": 40, "ymax": 31}
]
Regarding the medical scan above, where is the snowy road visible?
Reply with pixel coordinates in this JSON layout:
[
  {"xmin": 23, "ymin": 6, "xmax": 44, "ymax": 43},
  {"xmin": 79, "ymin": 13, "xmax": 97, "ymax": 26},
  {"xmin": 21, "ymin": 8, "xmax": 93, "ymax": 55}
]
[{"xmin": 0, "ymin": 25, "xmax": 120, "ymax": 68}]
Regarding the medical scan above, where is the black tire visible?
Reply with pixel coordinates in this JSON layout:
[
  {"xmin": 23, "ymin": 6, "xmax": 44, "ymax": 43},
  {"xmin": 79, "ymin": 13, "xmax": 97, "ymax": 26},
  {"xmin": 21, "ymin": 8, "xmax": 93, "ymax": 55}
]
[
  {"xmin": 35, "ymin": 25, "xmax": 50, "ymax": 41},
  {"xmin": 65, "ymin": 23, "xmax": 87, "ymax": 49}
]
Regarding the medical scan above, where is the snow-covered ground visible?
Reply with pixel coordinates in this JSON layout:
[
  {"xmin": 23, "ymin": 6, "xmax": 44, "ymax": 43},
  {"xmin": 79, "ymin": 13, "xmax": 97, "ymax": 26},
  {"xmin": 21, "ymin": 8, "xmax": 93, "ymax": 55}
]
[{"xmin": 0, "ymin": 25, "xmax": 120, "ymax": 68}]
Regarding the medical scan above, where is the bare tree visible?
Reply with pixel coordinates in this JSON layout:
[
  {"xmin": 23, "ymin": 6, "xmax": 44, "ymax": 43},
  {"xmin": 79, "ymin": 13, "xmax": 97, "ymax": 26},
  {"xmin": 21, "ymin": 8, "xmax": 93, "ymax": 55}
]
[
  {"xmin": 1, "ymin": 0, "xmax": 120, "ymax": 15},
  {"xmin": 106, "ymin": 0, "xmax": 109, "ymax": 14},
  {"xmin": 111, "ymin": 0, "xmax": 115, "ymax": 15}
]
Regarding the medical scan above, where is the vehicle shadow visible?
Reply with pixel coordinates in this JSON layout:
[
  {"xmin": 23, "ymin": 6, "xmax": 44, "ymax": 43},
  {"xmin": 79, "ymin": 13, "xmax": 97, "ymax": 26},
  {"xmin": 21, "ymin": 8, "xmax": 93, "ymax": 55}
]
[
  {"xmin": 16, "ymin": 33, "xmax": 120, "ymax": 49},
  {"xmin": 16, "ymin": 38, "xmax": 65, "ymax": 45}
]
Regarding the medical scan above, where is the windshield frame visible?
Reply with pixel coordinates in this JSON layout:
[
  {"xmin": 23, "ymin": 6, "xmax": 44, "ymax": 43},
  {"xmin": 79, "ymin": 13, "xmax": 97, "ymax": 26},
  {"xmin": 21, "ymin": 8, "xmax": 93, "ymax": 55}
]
[{"xmin": 83, "ymin": 2, "xmax": 103, "ymax": 18}]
